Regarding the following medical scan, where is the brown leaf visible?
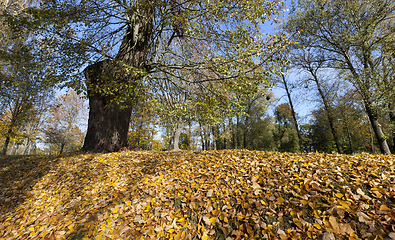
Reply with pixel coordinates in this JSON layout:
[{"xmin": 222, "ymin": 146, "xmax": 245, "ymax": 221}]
[
  {"xmin": 234, "ymin": 230, "xmax": 243, "ymax": 240},
  {"xmin": 357, "ymin": 212, "xmax": 372, "ymax": 224},
  {"xmin": 329, "ymin": 216, "xmax": 341, "ymax": 234},
  {"xmin": 321, "ymin": 233, "xmax": 335, "ymax": 240}
]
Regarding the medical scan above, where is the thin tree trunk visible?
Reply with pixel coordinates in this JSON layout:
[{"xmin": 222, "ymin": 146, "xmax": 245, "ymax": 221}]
[
  {"xmin": 344, "ymin": 121, "xmax": 354, "ymax": 154},
  {"xmin": 364, "ymin": 100, "xmax": 391, "ymax": 154},
  {"xmin": 23, "ymin": 137, "xmax": 31, "ymax": 155},
  {"xmin": 235, "ymin": 114, "xmax": 240, "ymax": 149},
  {"xmin": 216, "ymin": 125, "xmax": 221, "ymax": 150},
  {"xmin": 188, "ymin": 120, "xmax": 192, "ymax": 150},
  {"xmin": 243, "ymin": 116, "xmax": 248, "ymax": 150},
  {"xmin": 345, "ymin": 122, "xmax": 354, "ymax": 154},
  {"xmin": 173, "ymin": 122, "xmax": 182, "ymax": 150},
  {"xmin": 199, "ymin": 122, "xmax": 205, "ymax": 150},
  {"xmin": 389, "ymin": 108, "xmax": 395, "ymax": 153},
  {"xmin": 222, "ymin": 122, "xmax": 227, "ymax": 149},
  {"xmin": 281, "ymin": 74, "xmax": 302, "ymax": 151},
  {"xmin": 312, "ymin": 75, "xmax": 344, "ymax": 154},
  {"xmin": 59, "ymin": 142, "xmax": 65, "ymax": 155},
  {"xmin": 212, "ymin": 126, "xmax": 217, "ymax": 150},
  {"xmin": 11, "ymin": 144, "xmax": 20, "ymax": 155}
]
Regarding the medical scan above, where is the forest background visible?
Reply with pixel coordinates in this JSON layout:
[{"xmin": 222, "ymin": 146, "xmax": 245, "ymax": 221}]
[{"xmin": 1, "ymin": 0, "xmax": 394, "ymax": 156}]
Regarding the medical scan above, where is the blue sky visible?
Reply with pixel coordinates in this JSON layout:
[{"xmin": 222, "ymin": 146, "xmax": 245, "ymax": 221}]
[{"xmin": 264, "ymin": 0, "xmax": 315, "ymax": 125}]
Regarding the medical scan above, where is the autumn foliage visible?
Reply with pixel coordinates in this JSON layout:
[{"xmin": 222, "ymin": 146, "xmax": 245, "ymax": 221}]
[{"xmin": 0, "ymin": 150, "xmax": 394, "ymax": 239}]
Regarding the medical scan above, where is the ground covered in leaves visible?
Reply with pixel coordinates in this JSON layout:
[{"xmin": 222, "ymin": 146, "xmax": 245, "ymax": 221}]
[{"xmin": 0, "ymin": 150, "xmax": 395, "ymax": 240}]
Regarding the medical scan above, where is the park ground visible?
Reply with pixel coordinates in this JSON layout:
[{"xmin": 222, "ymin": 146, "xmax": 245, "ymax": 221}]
[{"xmin": 0, "ymin": 150, "xmax": 394, "ymax": 239}]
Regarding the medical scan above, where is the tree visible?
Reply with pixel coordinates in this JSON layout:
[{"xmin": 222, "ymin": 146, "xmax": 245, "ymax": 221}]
[
  {"xmin": 128, "ymin": 100, "xmax": 158, "ymax": 150},
  {"xmin": 274, "ymin": 103, "xmax": 300, "ymax": 152},
  {"xmin": 0, "ymin": 44, "xmax": 54, "ymax": 155},
  {"xmin": 276, "ymin": 73, "xmax": 302, "ymax": 151},
  {"xmin": 12, "ymin": 0, "xmax": 291, "ymax": 152},
  {"xmin": 244, "ymin": 93, "xmax": 275, "ymax": 151},
  {"xmin": 286, "ymin": 0, "xmax": 395, "ymax": 154},
  {"xmin": 292, "ymin": 49, "xmax": 344, "ymax": 153},
  {"xmin": 43, "ymin": 90, "xmax": 87, "ymax": 154},
  {"xmin": 1, "ymin": 0, "xmax": 55, "ymax": 155}
]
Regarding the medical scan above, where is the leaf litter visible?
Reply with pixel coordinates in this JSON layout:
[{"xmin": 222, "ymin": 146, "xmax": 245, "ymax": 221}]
[{"xmin": 0, "ymin": 150, "xmax": 394, "ymax": 239}]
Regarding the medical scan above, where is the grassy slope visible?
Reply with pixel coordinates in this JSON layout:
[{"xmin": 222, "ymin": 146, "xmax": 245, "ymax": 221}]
[{"xmin": 0, "ymin": 150, "xmax": 394, "ymax": 240}]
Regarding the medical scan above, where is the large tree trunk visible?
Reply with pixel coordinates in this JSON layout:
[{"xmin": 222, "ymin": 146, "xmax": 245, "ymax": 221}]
[
  {"xmin": 1, "ymin": 132, "xmax": 11, "ymax": 155},
  {"xmin": 82, "ymin": 2, "xmax": 153, "ymax": 152},
  {"xmin": 82, "ymin": 60, "xmax": 134, "ymax": 152},
  {"xmin": 1, "ymin": 101, "xmax": 21, "ymax": 155}
]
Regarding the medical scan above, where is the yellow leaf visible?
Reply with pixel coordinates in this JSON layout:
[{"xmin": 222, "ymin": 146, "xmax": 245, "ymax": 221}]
[
  {"xmin": 210, "ymin": 217, "xmax": 216, "ymax": 224},
  {"xmin": 335, "ymin": 193, "xmax": 343, "ymax": 198},
  {"xmin": 113, "ymin": 208, "xmax": 118, "ymax": 214},
  {"xmin": 313, "ymin": 223, "xmax": 321, "ymax": 229},
  {"xmin": 380, "ymin": 205, "xmax": 390, "ymax": 211},
  {"xmin": 339, "ymin": 200, "xmax": 349, "ymax": 208},
  {"xmin": 260, "ymin": 200, "xmax": 266, "ymax": 205}
]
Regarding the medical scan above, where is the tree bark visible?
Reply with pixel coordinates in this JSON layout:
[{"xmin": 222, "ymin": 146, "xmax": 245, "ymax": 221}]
[
  {"xmin": 281, "ymin": 74, "xmax": 303, "ymax": 152},
  {"xmin": 188, "ymin": 120, "xmax": 192, "ymax": 150},
  {"xmin": 23, "ymin": 137, "xmax": 31, "ymax": 155},
  {"xmin": 82, "ymin": 60, "xmax": 134, "ymax": 152},
  {"xmin": 59, "ymin": 142, "xmax": 65, "ymax": 155},
  {"xmin": 222, "ymin": 122, "xmax": 227, "ymax": 149},
  {"xmin": 173, "ymin": 122, "xmax": 182, "ymax": 150},
  {"xmin": 199, "ymin": 122, "xmax": 205, "ymax": 150},
  {"xmin": 344, "ymin": 119, "xmax": 354, "ymax": 154},
  {"xmin": 212, "ymin": 126, "xmax": 217, "ymax": 150},
  {"xmin": 1, "ymin": 100, "xmax": 21, "ymax": 155},
  {"xmin": 389, "ymin": 107, "xmax": 395, "ymax": 153},
  {"xmin": 235, "ymin": 114, "xmax": 240, "ymax": 149},
  {"xmin": 312, "ymin": 74, "xmax": 344, "ymax": 154},
  {"xmin": 364, "ymin": 99, "xmax": 391, "ymax": 154},
  {"xmin": 82, "ymin": 2, "xmax": 153, "ymax": 152},
  {"xmin": 1, "ymin": 132, "xmax": 11, "ymax": 155}
]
